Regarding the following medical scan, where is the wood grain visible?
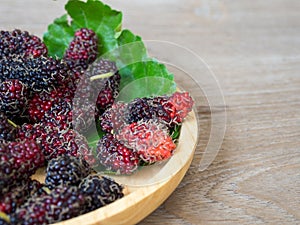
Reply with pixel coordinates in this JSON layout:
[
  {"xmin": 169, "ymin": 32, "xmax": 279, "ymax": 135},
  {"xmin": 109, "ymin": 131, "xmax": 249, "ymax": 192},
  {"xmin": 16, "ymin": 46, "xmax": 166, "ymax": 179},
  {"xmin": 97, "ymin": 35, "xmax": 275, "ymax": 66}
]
[{"xmin": 1, "ymin": 0, "xmax": 300, "ymax": 224}]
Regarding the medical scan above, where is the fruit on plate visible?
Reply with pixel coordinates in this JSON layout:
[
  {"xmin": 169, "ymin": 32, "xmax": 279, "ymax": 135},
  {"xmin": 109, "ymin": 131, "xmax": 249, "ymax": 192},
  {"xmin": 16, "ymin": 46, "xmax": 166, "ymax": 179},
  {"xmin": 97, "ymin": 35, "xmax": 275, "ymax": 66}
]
[{"xmin": 0, "ymin": 0, "xmax": 195, "ymax": 224}]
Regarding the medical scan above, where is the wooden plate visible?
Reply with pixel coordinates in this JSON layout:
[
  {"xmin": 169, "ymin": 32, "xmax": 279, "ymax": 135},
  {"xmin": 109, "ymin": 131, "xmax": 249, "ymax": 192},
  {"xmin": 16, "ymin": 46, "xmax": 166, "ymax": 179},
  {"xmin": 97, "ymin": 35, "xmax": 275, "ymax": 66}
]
[{"xmin": 32, "ymin": 109, "xmax": 198, "ymax": 225}]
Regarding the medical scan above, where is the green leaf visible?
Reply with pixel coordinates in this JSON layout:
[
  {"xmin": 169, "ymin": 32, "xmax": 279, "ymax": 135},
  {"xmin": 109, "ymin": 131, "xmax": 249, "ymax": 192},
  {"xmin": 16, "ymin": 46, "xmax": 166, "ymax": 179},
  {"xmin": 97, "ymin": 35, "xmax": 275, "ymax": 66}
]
[
  {"xmin": 85, "ymin": 123, "xmax": 105, "ymax": 150},
  {"xmin": 102, "ymin": 29, "xmax": 176, "ymax": 99},
  {"xmin": 170, "ymin": 124, "xmax": 182, "ymax": 143},
  {"xmin": 117, "ymin": 61, "xmax": 176, "ymax": 100},
  {"xmin": 43, "ymin": 14, "xmax": 75, "ymax": 57},
  {"xmin": 117, "ymin": 29, "xmax": 144, "ymax": 50},
  {"xmin": 65, "ymin": 0, "xmax": 122, "ymax": 54},
  {"xmin": 102, "ymin": 29, "xmax": 147, "ymax": 67},
  {"xmin": 116, "ymin": 30, "xmax": 175, "ymax": 95}
]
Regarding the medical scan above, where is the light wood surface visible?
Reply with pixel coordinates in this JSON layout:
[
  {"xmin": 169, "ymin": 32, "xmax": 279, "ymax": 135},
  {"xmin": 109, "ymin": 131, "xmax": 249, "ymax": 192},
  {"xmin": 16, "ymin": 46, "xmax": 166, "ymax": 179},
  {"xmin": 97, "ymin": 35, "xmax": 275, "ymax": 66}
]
[{"xmin": 1, "ymin": 0, "xmax": 300, "ymax": 224}]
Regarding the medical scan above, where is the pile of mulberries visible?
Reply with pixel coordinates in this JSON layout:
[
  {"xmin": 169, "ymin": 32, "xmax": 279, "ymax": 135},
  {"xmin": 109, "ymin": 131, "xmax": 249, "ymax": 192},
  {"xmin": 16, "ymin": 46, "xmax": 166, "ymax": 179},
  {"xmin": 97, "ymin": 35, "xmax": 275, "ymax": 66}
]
[
  {"xmin": 96, "ymin": 91, "xmax": 194, "ymax": 174},
  {"xmin": 9, "ymin": 175, "xmax": 124, "ymax": 225},
  {"xmin": 0, "ymin": 26, "xmax": 194, "ymax": 225},
  {"xmin": 0, "ymin": 28, "xmax": 125, "ymax": 225}
]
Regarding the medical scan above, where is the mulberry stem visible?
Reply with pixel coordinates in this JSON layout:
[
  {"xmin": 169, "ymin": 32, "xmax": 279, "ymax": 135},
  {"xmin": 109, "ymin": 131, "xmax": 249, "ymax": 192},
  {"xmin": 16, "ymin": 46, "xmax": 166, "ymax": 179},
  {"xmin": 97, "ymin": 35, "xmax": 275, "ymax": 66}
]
[{"xmin": 90, "ymin": 72, "xmax": 114, "ymax": 81}]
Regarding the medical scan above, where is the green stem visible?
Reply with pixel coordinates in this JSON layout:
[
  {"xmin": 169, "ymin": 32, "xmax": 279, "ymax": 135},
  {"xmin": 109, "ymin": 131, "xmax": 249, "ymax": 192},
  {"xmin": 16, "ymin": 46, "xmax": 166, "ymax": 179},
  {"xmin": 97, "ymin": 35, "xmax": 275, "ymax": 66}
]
[
  {"xmin": 90, "ymin": 72, "xmax": 114, "ymax": 81},
  {"xmin": 0, "ymin": 211, "xmax": 10, "ymax": 223},
  {"xmin": 7, "ymin": 119, "xmax": 18, "ymax": 128}
]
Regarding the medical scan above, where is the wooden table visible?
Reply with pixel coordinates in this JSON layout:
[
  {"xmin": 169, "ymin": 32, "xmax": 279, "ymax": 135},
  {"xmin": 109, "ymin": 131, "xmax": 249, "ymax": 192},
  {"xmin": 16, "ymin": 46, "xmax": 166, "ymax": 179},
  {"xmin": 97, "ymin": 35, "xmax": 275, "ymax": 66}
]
[{"xmin": 1, "ymin": 0, "xmax": 299, "ymax": 224}]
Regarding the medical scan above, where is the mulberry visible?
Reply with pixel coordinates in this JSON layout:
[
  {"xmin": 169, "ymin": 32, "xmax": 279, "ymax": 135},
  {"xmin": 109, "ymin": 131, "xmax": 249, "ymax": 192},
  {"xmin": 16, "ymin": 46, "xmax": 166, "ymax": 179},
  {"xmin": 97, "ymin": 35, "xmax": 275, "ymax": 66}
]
[
  {"xmin": 125, "ymin": 92, "xmax": 194, "ymax": 128},
  {"xmin": 64, "ymin": 28, "xmax": 98, "ymax": 70},
  {"xmin": 0, "ymin": 140, "xmax": 45, "ymax": 193},
  {"xmin": 45, "ymin": 155, "xmax": 91, "ymax": 189},
  {"xmin": 27, "ymin": 88, "xmax": 73, "ymax": 123},
  {"xmin": 117, "ymin": 119, "xmax": 177, "ymax": 163},
  {"xmin": 0, "ymin": 179, "xmax": 42, "ymax": 214},
  {"xmin": 10, "ymin": 186, "xmax": 86, "ymax": 225},
  {"xmin": 96, "ymin": 133, "xmax": 139, "ymax": 174},
  {"xmin": 124, "ymin": 96, "xmax": 177, "ymax": 127},
  {"xmin": 0, "ymin": 79, "xmax": 29, "ymax": 118},
  {"xmin": 0, "ymin": 55, "xmax": 69, "ymax": 93},
  {"xmin": 79, "ymin": 175, "xmax": 124, "ymax": 212},
  {"xmin": 0, "ymin": 29, "xmax": 47, "ymax": 59}
]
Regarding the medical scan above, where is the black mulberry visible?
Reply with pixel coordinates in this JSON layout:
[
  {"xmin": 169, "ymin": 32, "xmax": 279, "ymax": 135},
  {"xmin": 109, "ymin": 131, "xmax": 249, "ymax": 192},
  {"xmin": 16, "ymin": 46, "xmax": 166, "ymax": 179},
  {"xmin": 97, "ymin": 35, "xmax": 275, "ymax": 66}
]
[
  {"xmin": 10, "ymin": 186, "xmax": 86, "ymax": 225},
  {"xmin": 79, "ymin": 175, "xmax": 124, "ymax": 212},
  {"xmin": 45, "ymin": 155, "xmax": 91, "ymax": 189},
  {"xmin": 0, "ymin": 55, "xmax": 69, "ymax": 94},
  {"xmin": 0, "ymin": 29, "xmax": 47, "ymax": 59}
]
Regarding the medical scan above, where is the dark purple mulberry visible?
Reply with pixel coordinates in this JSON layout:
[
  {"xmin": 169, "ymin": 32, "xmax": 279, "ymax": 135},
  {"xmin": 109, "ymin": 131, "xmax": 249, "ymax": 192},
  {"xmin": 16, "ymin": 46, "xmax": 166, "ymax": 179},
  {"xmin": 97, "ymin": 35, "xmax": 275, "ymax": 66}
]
[
  {"xmin": 124, "ymin": 92, "xmax": 194, "ymax": 128},
  {"xmin": 10, "ymin": 186, "xmax": 86, "ymax": 225},
  {"xmin": 45, "ymin": 155, "xmax": 91, "ymax": 189},
  {"xmin": 0, "ymin": 55, "xmax": 70, "ymax": 94},
  {"xmin": 79, "ymin": 175, "xmax": 124, "ymax": 212},
  {"xmin": 0, "ymin": 179, "xmax": 42, "ymax": 214},
  {"xmin": 0, "ymin": 29, "xmax": 47, "ymax": 59}
]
